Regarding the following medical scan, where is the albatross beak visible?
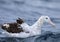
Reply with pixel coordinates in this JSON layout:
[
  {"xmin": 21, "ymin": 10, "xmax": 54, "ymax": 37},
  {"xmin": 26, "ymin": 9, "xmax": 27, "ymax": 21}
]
[{"xmin": 49, "ymin": 20, "xmax": 56, "ymax": 27}]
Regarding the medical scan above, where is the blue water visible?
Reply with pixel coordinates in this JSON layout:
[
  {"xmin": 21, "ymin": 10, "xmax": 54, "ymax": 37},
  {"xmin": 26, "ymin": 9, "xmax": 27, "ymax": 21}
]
[{"xmin": 0, "ymin": 0, "xmax": 60, "ymax": 42}]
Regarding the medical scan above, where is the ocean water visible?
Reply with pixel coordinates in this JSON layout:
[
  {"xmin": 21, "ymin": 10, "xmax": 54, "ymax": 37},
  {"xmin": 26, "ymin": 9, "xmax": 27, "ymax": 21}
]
[{"xmin": 0, "ymin": 0, "xmax": 60, "ymax": 42}]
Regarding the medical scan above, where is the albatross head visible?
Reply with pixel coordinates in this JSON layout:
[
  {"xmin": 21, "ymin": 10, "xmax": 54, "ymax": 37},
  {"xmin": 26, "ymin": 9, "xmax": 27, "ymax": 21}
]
[{"xmin": 40, "ymin": 16, "xmax": 55, "ymax": 27}]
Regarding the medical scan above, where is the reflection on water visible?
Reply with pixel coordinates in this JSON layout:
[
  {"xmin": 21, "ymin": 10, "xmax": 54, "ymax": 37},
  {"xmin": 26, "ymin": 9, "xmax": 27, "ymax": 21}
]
[{"xmin": 0, "ymin": 0, "xmax": 60, "ymax": 42}]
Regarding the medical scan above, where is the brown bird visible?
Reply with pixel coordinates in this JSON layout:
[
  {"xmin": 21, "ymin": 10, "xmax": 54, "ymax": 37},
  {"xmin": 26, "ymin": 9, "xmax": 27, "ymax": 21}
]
[{"xmin": 1, "ymin": 18, "xmax": 24, "ymax": 33}]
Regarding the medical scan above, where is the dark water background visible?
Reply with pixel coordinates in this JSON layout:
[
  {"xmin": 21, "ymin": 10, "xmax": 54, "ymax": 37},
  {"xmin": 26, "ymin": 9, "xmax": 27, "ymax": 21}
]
[{"xmin": 0, "ymin": 0, "xmax": 60, "ymax": 42}]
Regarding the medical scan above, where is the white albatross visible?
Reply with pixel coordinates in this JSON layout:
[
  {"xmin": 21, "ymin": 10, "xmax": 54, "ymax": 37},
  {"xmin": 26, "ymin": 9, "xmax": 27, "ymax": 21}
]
[{"xmin": 2, "ymin": 16, "xmax": 55, "ymax": 38}]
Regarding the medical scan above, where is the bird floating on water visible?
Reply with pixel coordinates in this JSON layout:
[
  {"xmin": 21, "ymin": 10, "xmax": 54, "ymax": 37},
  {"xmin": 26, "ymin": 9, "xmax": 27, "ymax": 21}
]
[
  {"xmin": 1, "ymin": 18, "xmax": 24, "ymax": 33},
  {"xmin": 1, "ymin": 16, "xmax": 55, "ymax": 38}
]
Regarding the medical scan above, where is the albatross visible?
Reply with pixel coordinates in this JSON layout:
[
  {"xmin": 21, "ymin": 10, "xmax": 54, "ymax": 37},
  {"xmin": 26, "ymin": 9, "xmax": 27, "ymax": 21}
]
[{"xmin": 1, "ymin": 16, "xmax": 55, "ymax": 38}]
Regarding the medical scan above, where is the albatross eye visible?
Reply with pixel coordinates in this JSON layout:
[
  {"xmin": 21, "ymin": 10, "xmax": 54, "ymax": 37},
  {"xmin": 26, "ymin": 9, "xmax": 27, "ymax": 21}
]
[{"xmin": 46, "ymin": 18, "xmax": 48, "ymax": 19}]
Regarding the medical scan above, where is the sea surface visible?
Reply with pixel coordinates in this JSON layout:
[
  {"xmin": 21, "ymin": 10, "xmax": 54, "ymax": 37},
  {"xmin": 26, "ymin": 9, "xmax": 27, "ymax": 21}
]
[{"xmin": 0, "ymin": 0, "xmax": 60, "ymax": 42}]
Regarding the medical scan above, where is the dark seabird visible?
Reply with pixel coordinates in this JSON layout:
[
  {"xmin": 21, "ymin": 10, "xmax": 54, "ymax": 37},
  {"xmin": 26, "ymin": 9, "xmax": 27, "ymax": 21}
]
[{"xmin": 1, "ymin": 18, "xmax": 24, "ymax": 33}]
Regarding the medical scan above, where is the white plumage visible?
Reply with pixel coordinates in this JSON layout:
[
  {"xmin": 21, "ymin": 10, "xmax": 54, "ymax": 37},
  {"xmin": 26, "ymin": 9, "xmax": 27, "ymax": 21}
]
[{"xmin": 2, "ymin": 16, "xmax": 55, "ymax": 38}]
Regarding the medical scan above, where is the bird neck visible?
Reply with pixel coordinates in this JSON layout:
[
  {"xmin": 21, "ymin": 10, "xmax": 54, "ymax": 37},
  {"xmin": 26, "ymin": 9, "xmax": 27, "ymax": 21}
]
[{"xmin": 31, "ymin": 18, "xmax": 44, "ymax": 29}]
